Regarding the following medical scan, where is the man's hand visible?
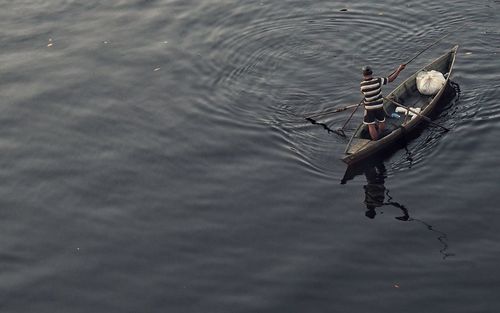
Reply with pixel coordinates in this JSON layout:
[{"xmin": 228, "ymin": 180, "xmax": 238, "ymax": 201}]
[{"xmin": 388, "ymin": 64, "xmax": 406, "ymax": 83}]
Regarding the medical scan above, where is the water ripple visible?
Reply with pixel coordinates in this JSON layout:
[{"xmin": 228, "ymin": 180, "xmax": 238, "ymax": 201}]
[{"xmin": 194, "ymin": 1, "xmax": 474, "ymax": 177}]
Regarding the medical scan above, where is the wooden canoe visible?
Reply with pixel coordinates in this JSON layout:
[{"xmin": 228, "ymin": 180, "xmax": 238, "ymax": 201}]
[{"xmin": 342, "ymin": 45, "xmax": 458, "ymax": 165}]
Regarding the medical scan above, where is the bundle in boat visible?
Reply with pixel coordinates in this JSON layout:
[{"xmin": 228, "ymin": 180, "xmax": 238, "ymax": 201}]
[{"xmin": 416, "ymin": 70, "xmax": 446, "ymax": 95}]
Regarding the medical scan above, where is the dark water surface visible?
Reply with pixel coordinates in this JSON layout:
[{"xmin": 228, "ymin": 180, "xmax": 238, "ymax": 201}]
[{"xmin": 1, "ymin": 1, "xmax": 499, "ymax": 312}]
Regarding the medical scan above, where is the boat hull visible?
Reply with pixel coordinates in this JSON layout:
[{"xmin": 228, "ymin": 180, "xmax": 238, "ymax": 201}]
[{"xmin": 342, "ymin": 45, "xmax": 458, "ymax": 165}]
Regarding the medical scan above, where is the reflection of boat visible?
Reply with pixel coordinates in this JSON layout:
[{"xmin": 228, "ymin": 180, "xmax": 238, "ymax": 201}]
[
  {"xmin": 341, "ymin": 161, "xmax": 454, "ymax": 259},
  {"xmin": 342, "ymin": 46, "xmax": 458, "ymax": 165},
  {"xmin": 342, "ymin": 161, "xmax": 409, "ymax": 221}
]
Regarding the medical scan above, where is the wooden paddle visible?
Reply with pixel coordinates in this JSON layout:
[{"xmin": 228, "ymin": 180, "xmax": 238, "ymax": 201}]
[
  {"xmin": 305, "ymin": 102, "xmax": 362, "ymax": 120},
  {"xmin": 383, "ymin": 97, "xmax": 450, "ymax": 131},
  {"xmin": 336, "ymin": 99, "xmax": 364, "ymax": 136},
  {"xmin": 304, "ymin": 100, "xmax": 363, "ymax": 137}
]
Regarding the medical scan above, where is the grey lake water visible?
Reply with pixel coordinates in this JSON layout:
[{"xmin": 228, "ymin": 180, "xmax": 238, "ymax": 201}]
[{"xmin": 1, "ymin": 1, "xmax": 499, "ymax": 312}]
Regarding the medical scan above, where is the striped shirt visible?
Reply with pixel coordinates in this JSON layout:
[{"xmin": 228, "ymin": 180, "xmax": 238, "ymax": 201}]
[{"xmin": 360, "ymin": 77, "xmax": 388, "ymax": 110}]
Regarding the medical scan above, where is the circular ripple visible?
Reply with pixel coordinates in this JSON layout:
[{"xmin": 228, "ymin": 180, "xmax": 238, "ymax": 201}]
[{"xmin": 179, "ymin": 0, "xmax": 488, "ymax": 178}]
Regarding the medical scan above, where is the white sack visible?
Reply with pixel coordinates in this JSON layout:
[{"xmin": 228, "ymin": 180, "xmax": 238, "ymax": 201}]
[{"xmin": 416, "ymin": 70, "xmax": 446, "ymax": 96}]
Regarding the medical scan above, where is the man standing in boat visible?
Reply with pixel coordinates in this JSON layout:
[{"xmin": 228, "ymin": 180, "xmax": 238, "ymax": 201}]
[{"xmin": 360, "ymin": 64, "xmax": 406, "ymax": 140}]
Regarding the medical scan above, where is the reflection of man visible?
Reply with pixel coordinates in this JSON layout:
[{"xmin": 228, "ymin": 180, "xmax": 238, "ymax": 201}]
[{"xmin": 363, "ymin": 163, "xmax": 386, "ymax": 219}]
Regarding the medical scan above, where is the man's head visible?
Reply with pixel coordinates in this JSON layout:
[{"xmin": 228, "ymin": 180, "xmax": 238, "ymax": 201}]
[{"xmin": 362, "ymin": 65, "xmax": 373, "ymax": 77}]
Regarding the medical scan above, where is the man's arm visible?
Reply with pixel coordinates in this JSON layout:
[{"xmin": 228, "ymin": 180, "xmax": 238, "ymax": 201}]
[{"xmin": 388, "ymin": 64, "xmax": 406, "ymax": 83}]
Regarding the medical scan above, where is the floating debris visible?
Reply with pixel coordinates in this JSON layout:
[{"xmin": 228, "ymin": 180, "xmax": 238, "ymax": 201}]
[
  {"xmin": 153, "ymin": 67, "xmax": 161, "ymax": 71},
  {"xmin": 465, "ymin": 52, "xmax": 472, "ymax": 55},
  {"xmin": 103, "ymin": 40, "xmax": 109, "ymax": 44},
  {"xmin": 340, "ymin": 8, "xmax": 348, "ymax": 12},
  {"xmin": 394, "ymin": 284, "xmax": 400, "ymax": 288},
  {"xmin": 47, "ymin": 38, "xmax": 53, "ymax": 47},
  {"xmin": 162, "ymin": 41, "xmax": 168, "ymax": 44}
]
